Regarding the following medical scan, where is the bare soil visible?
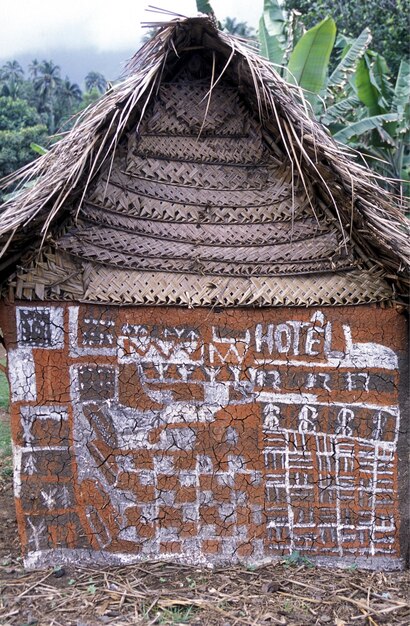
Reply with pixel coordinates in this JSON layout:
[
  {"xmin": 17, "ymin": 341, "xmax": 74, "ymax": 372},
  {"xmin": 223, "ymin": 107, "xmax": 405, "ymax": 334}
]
[{"xmin": 0, "ymin": 409, "xmax": 409, "ymax": 626}]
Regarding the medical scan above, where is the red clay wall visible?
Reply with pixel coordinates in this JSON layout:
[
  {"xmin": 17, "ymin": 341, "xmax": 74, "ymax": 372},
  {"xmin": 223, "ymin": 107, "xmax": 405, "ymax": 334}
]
[{"xmin": 1, "ymin": 302, "xmax": 408, "ymax": 569}]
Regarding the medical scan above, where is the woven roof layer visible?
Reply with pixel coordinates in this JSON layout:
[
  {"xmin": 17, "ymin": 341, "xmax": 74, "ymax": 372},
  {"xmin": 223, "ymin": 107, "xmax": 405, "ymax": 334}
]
[{"xmin": 0, "ymin": 15, "xmax": 409, "ymax": 307}]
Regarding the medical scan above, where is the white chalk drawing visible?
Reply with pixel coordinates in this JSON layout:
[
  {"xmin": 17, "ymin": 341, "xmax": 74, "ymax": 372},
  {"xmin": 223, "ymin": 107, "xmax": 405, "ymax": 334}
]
[
  {"xmin": 41, "ymin": 487, "xmax": 59, "ymax": 509},
  {"xmin": 27, "ymin": 518, "xmax": 47, "ymax": 551},
  {"xmin": 23, "ymin": 453, "xmax": 37, "ymax": 476},
  {"xmin": 298, "ymin": 405, "xmax": 319, "ymax": 432},
  {"xmin": 263, "ymin": 404, "xmax": 281, "ymax": 430},
  {"xmin": 8, "ymin": 347, "xmax": 36, "ymax": 402},
  {"xmin": 13, "ymin": 405, "xmax": 69, "ymax": 499},
  {"xmin": 264, "ymin": 431, "xmax": 398, "ymax": 557},
  {"xmin": 10, "ymin": 307, "xmax": 64, "ymax": 400},
  {"xmin": 13, "ymin": 306, "xmax": 403, "ymax": 567},
  {"xmin": 335, "ymin": 407, "xmax": 355, "ymax": 436},
  {"xmin": 17, "ymin": 306, "xmax": 64, "ymax": 349},
  {"xmin": 68, "ymin": 306, "xmax": 117, "ymax": 357},
  {"xmin": 20, "ymin": 406, "xmax": 68, "ymax": 444}
]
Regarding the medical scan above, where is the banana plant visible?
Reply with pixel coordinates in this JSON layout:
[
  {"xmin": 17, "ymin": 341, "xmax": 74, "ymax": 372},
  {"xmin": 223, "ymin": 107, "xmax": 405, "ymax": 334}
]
[
  {"xmin": 196, "ymin": 0, "xmax": 408, "ymax": 189},
  {"xmin": 256, "ymin": 7, "xmax": 401, "ymax": 158},
  {"xmin": 337, "ymin": 58, "xmax": 410, "ymax": 191},
  {"xmin": 259, "ymin": 0, "xmax": 305, "ymax": 71},
  {"xmin": 286, "ymin": 17, "xmax": 336, "ymax": 104},
  {"xmin": 355, "ymin": 52, "xmax": 392, "ymax": 116},
  {"xmin": 258, "ymin": 3, "xmax": 372, "ymax": 112},
  {"xmin": 259, "ymin": 0, "xmax": 290, "ymax": 68},
  {"xmin": 196, "ymin": 0, "xmax": 214, "ymax": 15},
  {"xmin": 327, "ymin": 29, "xmax": 372, "ymax": 94}
]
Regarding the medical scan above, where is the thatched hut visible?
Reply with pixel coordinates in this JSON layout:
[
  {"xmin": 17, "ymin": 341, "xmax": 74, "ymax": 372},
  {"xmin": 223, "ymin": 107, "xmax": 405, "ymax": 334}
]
[{"xmin": 0, "ymin": 15, "xmax": 408, "ymax": 570}]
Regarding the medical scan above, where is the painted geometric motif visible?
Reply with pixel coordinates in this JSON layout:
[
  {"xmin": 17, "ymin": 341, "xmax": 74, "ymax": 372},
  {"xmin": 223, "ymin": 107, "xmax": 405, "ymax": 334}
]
[{"xmin": 6, "ymin": 304, "xmax": 405, "ymax": 568}]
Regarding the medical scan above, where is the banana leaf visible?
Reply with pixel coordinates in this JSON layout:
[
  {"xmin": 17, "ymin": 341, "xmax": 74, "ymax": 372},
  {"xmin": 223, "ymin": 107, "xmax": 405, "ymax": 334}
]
[
  {"xmin": 392, "ymin": 59, "xmax": 410, "ymax": 115},
  {"xmin": 320, "ymin": 96, "xmax": 361, "ymax": 125},
  {"xmin": 258, "ymin": 0, "xmax": 288, "ymax": 67},
  {"xmin": 287, "ymin": 17, "xmax": 336, "ymax": 102},
  {"xmin": 196, "ymin": 1, "xmax": 214, "ymax": 15},
  {"xmin": 30, "ymin": 142, "xmax": 48, "ymax": 156},
  {"xmin": 328, "ymin": 28, "xmax": 371, "ymax": 90},
  {"xmin": 333, "ymin": 113, "xmax": 400, "ymax": 143},
  {"xmin": 356, "ymin": 53, "xmax": 391, "ymax": 115},
  {"xmin": 372, "ymin": 53, "xmax": 393, "ymax": 105},
  {"xmin": 355, "ymin": 57, "xmax": 380, "ymax": 115}
]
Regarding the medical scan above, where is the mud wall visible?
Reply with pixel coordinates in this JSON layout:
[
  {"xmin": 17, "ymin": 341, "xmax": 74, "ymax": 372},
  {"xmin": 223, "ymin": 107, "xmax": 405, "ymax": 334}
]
[{"xmin": 1, "ymin": 302, "xmax": 408, "ymax": 569}]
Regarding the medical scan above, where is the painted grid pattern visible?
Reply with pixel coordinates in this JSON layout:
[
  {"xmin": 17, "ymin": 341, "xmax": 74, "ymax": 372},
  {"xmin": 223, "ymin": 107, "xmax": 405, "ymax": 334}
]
[{"xmin": 5, "ymin": 303, "xmax": 405, "ymax": 568}]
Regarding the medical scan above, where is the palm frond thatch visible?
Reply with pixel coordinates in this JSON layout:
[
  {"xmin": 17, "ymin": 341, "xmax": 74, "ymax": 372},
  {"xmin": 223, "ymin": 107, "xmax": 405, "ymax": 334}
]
[{"xmin": 0, "ymin": 15, "xmax": 408, "ymax": 305}]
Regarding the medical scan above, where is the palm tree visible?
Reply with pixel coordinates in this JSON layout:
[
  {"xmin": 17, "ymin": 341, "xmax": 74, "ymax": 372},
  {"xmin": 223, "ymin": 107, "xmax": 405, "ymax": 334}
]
[
  {"xmin": 0, "ymin": 60, "xmax": 24, "ymax": 99},
  {"xmin": 85, "ymin": 71, "xmax": 107, "ymax": 94},
  {"xmin": 34, "ymin": 60, "xmax": 62, "ymax": 132},
  {"xmin": 54, "ymin": 77, "xmax": 83, "ymax": 128},
  {"xmin": 34, "ymin": 60, "xmax": 61, "ymax": 101},
  {"xmin": 0, "ymin": 80, "xmax": 21, "ymax": 99},
  {"xmin": 60, "ymin": 78, "xmax": 82, "ymax": 105},
  {"xmin": 28, "ymin": 59, "xmax": 40, "ymax": 80},
  {"xmin": 0, "ymin": 60, "xmax": 24, "ymax": 82}
]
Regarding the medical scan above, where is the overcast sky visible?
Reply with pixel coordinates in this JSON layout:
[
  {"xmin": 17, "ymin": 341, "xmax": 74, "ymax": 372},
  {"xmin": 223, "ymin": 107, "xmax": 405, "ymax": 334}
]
[{"xmin": 1, "ymin": 1, "xmax": 263, "ymax": 58}]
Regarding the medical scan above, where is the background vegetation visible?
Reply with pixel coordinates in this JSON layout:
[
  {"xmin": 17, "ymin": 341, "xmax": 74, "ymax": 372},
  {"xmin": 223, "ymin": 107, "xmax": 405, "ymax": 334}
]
[
  {"xmin": 284, "ymin": 0, "xmax": 409, "ymax": 76},
  {"xmin": 0, "ymin": 359, "xmax": 11, "ymax": 481},
  {"xmin": 0, "ymin": 0, "xmax": 408, "ymax": 200},
  {"xmin": 0, "ymin": 359, "xmax": 9, "ymax": 410},
  {"xmin": 0, "ymin": 61, "xmax": 107, "ymax": 179}
]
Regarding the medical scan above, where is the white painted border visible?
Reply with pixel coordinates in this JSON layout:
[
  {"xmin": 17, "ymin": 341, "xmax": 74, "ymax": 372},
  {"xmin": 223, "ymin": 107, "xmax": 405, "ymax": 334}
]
[{"xmin": 16, "ymin": 306, "xmax": 64, "ymax": 349}]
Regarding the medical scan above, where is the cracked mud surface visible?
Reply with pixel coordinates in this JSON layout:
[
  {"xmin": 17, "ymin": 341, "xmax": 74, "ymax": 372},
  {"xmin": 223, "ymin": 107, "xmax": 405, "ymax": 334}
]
[
  {"xmin": 2, "ymin": 303, "xmax": 408, "ymax": 569},
  {"xmin": 1, "ymin": 411, "xmax": 409, "ymax": 625}
]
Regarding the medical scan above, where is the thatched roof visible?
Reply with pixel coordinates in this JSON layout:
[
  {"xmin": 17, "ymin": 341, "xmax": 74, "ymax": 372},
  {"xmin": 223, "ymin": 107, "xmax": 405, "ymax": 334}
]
[{"xmin": 0, "ymin": 14, "xmax": 409, "ymax": 306}]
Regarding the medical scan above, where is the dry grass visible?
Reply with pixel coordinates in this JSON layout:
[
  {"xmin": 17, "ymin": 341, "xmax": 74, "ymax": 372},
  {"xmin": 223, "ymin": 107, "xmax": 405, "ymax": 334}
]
[
  {"xmin": 0, "ymin": 13, "xmax": 408, "ymax": 296},
  {"xmin": 0, "ymin": 558, "xmax": 409, "ymax": 626}
]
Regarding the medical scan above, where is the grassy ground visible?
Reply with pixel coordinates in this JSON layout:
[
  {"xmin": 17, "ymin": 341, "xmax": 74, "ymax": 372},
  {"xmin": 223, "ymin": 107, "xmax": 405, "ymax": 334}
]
[
  {"xmin": 0, "ymin": 419, "xmax": 12, "ymax": 481},
  {"xmin": 0, "ymin": 356, "xmax": 11, "ymax": 482},
  {"xmin": 0, "ymin": 357, "xmax": 9, "ymax": 410}
]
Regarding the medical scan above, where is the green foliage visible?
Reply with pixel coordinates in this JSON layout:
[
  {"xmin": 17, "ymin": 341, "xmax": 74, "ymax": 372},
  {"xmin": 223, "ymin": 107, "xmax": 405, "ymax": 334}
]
[
  {"xmin": 0, "ymin": 419, "xmax": 12, "ymax": 481},
  {"xmin": 327, "ymin": 28, "xmax": 372, "ymax": 91},
  {"xmin": 0, "ymin": 58, "xmax": 107, "ymax": 180},
  {"xmin": 30, "ymin": 142, "xmax": 48, "ymax": 155},
  {"xmin": 256, "ymin": 5, "xmax": 409, "ymax": 192},
  {"xmin": 286, "ymin": 17, "xmax": 336, "ymax": 101},
  {"xmin": 258, "ymin": 0, "xmax": 304, "ymax": 70},
  {"xmin": 333, "ymin": 113, "xmax": 400, "ymax": 143},
  {"xmin": 0, "ymin": 360, "xmax": 9, "ymax": 410},
  {"xmin": 0, "ymin": 60, "xmax": 24, "ymax": 82},
  {"xmin": 222, "ymin": 17, "xmax": 254, "ymax": 38},
  {"xmin": 85, "ymin": 71, "xmax": 107, "ymax": 94},
  {"xmin": 158, "ymin": 605, "xmax": 197, "ymax": 624},
  {"xmin": 79, "ymin": 88, "xmax": 103, "ymax": 111},
  {"xmin": 0, "ymin": 96, "xmax": 48, "ymax": 179},
  {"xmin": 0, "ymin": 364, "xmax": 11, "ymax": 480},
  {"xmin": 0, "ymin": 61, "xmax": 24, "ymax": 99},
  {"xmin": 259, "ymin": 0, "xmax": 289, "ymax": 67},
  {"xmin": 87, "ymin": 583, "xmax": 97, "ymax": 595},
  {"xmin": 283, "ymin": 550, "xmax": 314, "ymax": 567},
  {"xmin": 356, "ymin": 56, "xmax": 386, "ymax": 115},
  {"xmin": 348, "ymin": 58, "xmax": 410, "ymax": 193},
  {"xmin": 0, "ymin": 124, "xmax": 48, "ymax": 178},
  {"xmin": 283, "ymin": 0, "xmax": 409, "ymax": 76},
  {"xmin": 196, "ymin": 0, "xmax": 215, "ymax": 16},
  {"xmin": 0, "ymin": 97, "xmax": 41, "ymax": 131}
]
